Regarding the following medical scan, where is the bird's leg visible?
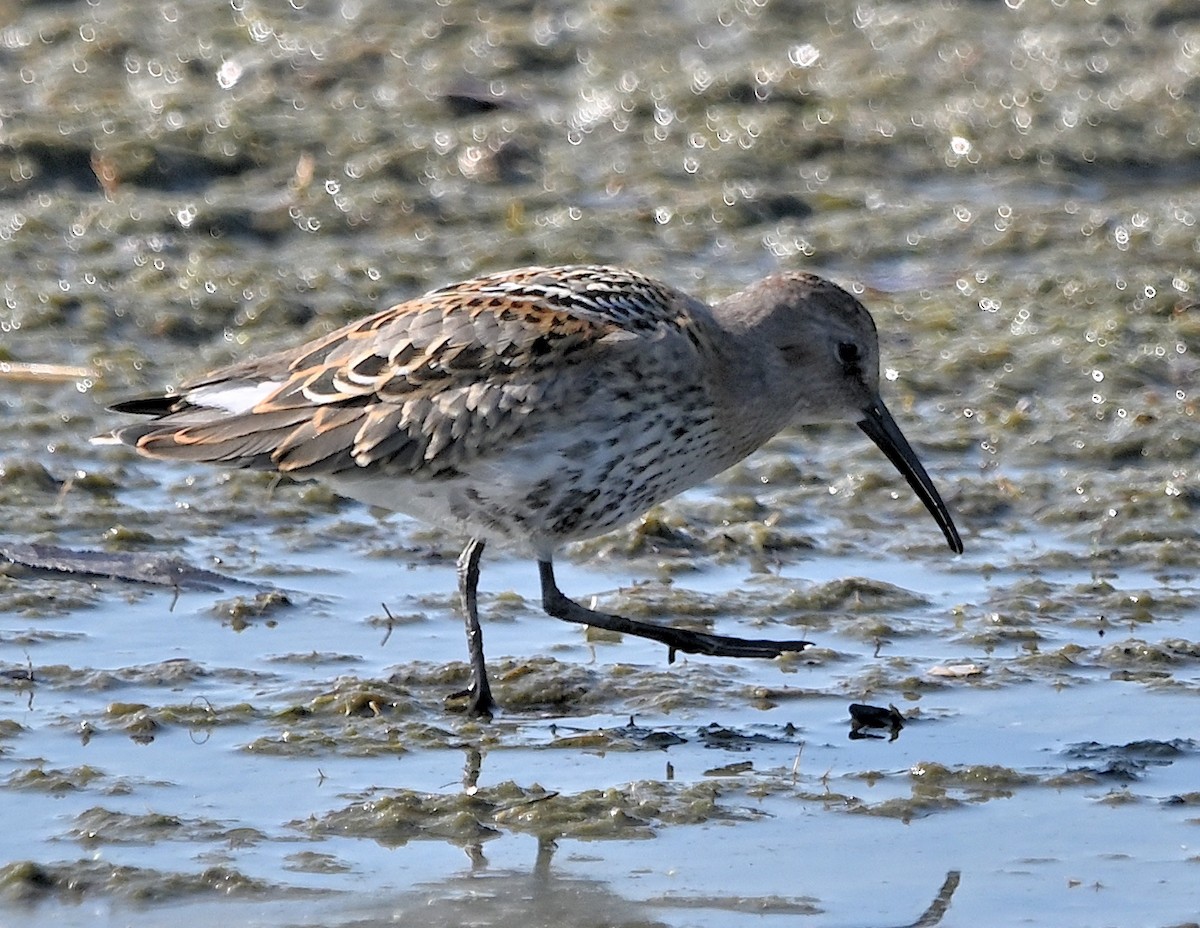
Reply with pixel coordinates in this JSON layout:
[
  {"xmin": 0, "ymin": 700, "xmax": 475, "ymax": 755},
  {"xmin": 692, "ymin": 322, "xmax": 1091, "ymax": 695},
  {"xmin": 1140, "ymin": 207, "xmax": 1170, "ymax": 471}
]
[
  {"xmin": 454, "ymin": 537, "xmax": 495, "ymax": 717},
  {"xmin": 538, "ymin": 560, "xmax": 812, "ymax": 661}
]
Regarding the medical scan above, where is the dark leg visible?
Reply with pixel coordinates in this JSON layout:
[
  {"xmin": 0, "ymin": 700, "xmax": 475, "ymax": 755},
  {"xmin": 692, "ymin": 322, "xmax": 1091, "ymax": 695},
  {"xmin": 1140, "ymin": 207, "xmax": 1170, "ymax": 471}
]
[
  {"xmin": 539, "ymin": 559, "xmax": 812, "ymax": 661},
  {"xmin": 455, "ymin": 537, "xmax": 495, "ymax": 717}
]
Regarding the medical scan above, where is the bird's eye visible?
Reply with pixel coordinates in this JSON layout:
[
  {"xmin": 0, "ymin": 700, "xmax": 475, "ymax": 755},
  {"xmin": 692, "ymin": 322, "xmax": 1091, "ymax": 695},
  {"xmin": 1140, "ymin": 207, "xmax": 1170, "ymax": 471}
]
[{"xmin": 835, "ymin": 341, "xmax": 860, "ymax": 368}]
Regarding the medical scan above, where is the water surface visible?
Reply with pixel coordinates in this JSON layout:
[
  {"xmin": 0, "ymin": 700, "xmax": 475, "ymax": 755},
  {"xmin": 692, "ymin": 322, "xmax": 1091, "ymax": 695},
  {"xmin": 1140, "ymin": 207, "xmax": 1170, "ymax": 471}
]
[{"xmin": 2, "ymin": 1, "xmax": 1199, "ymax": 925}]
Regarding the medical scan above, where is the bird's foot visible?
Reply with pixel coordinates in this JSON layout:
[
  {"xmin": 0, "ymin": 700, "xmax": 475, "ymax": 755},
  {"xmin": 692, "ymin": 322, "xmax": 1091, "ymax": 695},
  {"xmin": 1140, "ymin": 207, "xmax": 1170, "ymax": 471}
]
[
  {"xmin": 540, "ymin": 573, "xmax": 812, "ymax": 660},
  {"xmin": 448, "ymin": 679, "xmax": 496, "ymax": 719},
  {"xmin": 658, "ymin": 628, "xmax": 814, "ymax": 662}
]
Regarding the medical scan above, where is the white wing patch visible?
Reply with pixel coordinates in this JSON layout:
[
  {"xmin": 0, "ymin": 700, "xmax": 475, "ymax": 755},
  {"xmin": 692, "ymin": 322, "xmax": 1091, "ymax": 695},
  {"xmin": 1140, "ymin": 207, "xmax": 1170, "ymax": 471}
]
[{"xmin": 190, "ymin": 381, "xmax": 282, "ymax": 414}]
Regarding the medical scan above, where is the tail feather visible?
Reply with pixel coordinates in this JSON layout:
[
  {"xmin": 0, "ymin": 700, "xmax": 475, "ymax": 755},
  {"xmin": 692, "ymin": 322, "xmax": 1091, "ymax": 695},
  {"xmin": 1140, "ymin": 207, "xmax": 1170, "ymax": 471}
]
[
  {"xmin": 109, "ymin": 395, "xmax": 180, "ymax": 417},
  {"xmin": 107, "ymin": 404, "xmax": 313, "ymax": 471}
]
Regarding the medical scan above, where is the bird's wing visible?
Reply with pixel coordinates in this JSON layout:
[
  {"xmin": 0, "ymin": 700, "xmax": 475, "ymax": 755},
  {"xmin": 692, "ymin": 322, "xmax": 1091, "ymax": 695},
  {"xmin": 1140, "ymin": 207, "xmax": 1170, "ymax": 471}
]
[{"xmin": 112, "ymin": 265, "xmax": 706, "ymax": 477}]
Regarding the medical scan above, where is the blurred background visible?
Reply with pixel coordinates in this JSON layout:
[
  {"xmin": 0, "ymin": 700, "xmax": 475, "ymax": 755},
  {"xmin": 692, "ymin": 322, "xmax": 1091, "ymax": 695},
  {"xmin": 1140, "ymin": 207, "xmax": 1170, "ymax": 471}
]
[{"xmin": 1, "ymin": 1, "xmax": 1198, "ymax": 926}]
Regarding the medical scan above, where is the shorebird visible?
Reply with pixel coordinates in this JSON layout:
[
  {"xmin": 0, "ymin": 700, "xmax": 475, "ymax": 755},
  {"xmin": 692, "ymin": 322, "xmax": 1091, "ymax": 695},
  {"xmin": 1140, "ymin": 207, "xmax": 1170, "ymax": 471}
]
[{"xmin": 107, "ymin": 265, "xmax": 962, "ymax": 716}]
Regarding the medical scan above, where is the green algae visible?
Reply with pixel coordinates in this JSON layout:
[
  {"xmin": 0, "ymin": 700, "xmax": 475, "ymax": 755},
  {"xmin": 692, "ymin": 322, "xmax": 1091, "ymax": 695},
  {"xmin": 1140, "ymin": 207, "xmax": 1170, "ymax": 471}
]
[
  {"xmin": 306, "ymin": 778, "xmax": 735, "ymax": 847},
  {"xmin": 0, "ymin": 859, "xmax": 288, "ymax": 903},
  {"xmin": 0, "ymin": 0, "xmax": 1198, "ymax": 924}
]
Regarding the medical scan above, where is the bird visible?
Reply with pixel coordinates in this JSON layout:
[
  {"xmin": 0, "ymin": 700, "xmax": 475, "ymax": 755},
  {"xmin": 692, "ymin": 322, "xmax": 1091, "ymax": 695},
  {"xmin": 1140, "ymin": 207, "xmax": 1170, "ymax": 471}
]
[{"xmin": 105, "ymin": 264, "xmax": 962, "ymax": 716}]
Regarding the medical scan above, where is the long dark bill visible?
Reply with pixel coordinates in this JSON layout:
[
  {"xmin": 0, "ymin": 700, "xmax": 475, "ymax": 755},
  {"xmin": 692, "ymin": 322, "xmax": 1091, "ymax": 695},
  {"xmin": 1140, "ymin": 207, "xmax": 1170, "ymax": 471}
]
[{"xmin": 857, "ymin": 401, "xmax": 963, "ymax": 554}]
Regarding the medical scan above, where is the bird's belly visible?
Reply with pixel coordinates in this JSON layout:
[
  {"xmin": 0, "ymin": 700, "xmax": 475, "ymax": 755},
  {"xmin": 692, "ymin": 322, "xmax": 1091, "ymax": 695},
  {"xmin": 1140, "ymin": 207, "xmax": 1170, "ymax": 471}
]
[{"xmin": 324, "ymin": 416, "xmax": 727, "ymax": 558}]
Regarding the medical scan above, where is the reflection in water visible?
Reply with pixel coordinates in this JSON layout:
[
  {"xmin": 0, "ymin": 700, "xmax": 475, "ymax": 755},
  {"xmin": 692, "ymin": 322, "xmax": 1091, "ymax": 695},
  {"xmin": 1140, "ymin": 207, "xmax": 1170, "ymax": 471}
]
[
  {"xmin": 344, "ymin": 844, "xmax": 671, "ymax": 928},
  {"xmin": 349, "ymin": 745, "xmax": 667, "ymax": 927},
  {"xmin": 353, "ymin": 837, "xmax": 961, "ymax": 928},
  {"xmin": 893, "ymin": 871, "xmax": 961, "ymax": 928},
  {"xmin": 336, "ymin": 744, "xmax": 961, "ymax": 928}
]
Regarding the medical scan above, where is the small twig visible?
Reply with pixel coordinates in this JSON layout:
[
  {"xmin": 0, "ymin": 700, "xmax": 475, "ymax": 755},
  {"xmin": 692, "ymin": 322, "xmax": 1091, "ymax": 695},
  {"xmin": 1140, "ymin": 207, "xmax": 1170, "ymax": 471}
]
[
  {"xmin": 790, "ymin": 742, "xmax": 805, "ymax": 784},
  {"xmin": 380, "ymin": 602, "xmax": 396, "ymax": 646},
  {"xmin": 0, "ymin": 362, "xmax": 98, "ymax": 383}
]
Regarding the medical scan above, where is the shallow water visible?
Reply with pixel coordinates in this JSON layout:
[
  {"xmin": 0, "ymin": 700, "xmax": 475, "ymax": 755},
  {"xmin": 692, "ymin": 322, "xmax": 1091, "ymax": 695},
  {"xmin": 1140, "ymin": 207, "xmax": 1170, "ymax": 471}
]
[{"xmin": 2, "ymin": 0, "xmax": 1199, "ymax": 926}]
